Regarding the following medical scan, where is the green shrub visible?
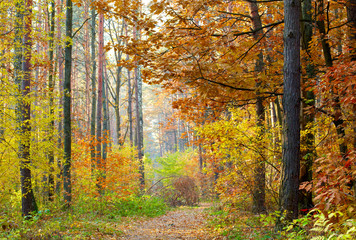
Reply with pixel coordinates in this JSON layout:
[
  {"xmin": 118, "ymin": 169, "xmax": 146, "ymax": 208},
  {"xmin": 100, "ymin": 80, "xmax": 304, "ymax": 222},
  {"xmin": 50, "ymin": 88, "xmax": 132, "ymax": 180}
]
[{"xmin": 114, "ymin": 195, "xmax": 168, "ymax": 217}]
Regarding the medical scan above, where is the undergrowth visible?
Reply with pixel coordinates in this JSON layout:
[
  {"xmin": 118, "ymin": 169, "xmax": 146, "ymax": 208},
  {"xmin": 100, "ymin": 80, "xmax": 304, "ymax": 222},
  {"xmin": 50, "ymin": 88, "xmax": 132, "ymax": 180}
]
[
  {"xmin": 209, "ymin": 203, "xmax": 356, "ymax": 240},
  {"xmin": 0, "ymin": 195, "xmax": 168, "ymax": 239}
]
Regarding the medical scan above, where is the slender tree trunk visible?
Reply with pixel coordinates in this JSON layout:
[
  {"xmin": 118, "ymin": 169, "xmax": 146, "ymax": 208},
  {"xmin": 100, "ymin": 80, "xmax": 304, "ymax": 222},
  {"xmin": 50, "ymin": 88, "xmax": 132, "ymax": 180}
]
[
  {"xmin": 104, "ymin": 62, "xmax": 111, "ymax": 147},
  {"xmin": 275, "ymin": 96, "xmax": 283, "ymax": 128},
  {"xmin": 115, "ymin": 63, "xmax": 122, "ymax": 145},
  {"xmin": 198, "ymin": 143, "xmax": 203, "ymax": 171},
  {"xmin": 56, "ymin": 0, "xmax": 64, "ymax": 194},
  {"xmin": 249, "ymin": 1, "xmax": 266, "ymax": 214},
  {"xmin": 84, "ymin": 1, "xmax": 90, "ymax": 134},
  {"xmin": 102, "ymin": 61, "xmax": 108, "ymax": 177},
  {"xmin": 63, "ymin": 0, "xmax": 73, "ymax": 207},
  {"xmin": 128, "ymin": 67, "xmax": 133, "ymax": 146},
  {"xmin": 14, "ymin": 1, "xmax": 23, "ymax": 138},
  {"xmin": 47, "ymin": 0, "xmax": 56, "ymax": 202},
  {"xmin": 280, "ymin": 0, "xmax": 301, "ymax": 221},
  {"xmin": 109, "ymin": 19, "xmax": 125, "ymax": 146},
  {"xmin": 96, "ymin": 12, "xmax": 104, "ymax": 194},
  {"xmin": 299, "ymin": 0, "xmax": 315, "ymax": 210},
  {"xmin": 90, "ymin": 8, "xmax": 97, "ymax": 175},
  {"xmin": 0, "ymin": 69, "xmax": 4, "ymax": 141},
  {"xmin": 135, "ymin": 65, "xmax": 144, "ymax": 189}
]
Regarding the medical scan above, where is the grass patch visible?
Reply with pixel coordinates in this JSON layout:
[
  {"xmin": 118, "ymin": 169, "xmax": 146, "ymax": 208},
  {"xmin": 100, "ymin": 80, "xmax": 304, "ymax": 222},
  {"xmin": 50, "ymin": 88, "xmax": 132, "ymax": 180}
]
[{"xmin": 0, "ymin": 195, "xmax": 168, "ymax": 239}]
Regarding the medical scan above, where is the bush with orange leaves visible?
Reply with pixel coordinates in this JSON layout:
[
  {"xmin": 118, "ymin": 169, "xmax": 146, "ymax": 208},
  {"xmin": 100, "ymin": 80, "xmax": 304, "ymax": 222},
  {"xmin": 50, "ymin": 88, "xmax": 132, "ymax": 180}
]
[{"xmin": 72, "ymin": 136, "xmax": 140, "ymax": 201}]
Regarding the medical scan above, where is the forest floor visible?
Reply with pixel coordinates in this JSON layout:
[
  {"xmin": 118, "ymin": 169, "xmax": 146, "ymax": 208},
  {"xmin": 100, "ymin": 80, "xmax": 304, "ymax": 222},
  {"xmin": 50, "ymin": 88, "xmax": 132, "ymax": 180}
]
[
  {"xmin": 117, "ymin": 202, "xmax": 220, "ymax": 240},
  {"xmin": 2, "ymin": 201, "xmax": 228, "ymax": 240}
]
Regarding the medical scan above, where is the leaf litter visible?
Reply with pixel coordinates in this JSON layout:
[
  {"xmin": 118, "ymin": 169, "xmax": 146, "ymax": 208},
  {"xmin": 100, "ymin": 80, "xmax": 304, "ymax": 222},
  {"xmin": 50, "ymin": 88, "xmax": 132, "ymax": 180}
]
[{"xmin": 117, "ymin": 202, "xmax": 222, "ymax": 239}]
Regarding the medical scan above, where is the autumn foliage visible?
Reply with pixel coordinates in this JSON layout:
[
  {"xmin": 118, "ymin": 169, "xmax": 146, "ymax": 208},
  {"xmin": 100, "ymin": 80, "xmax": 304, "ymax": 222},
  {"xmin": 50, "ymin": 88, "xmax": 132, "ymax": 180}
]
[{"xmin": 0, "ymin": 0, "xmax": 355, "ymax": 238}]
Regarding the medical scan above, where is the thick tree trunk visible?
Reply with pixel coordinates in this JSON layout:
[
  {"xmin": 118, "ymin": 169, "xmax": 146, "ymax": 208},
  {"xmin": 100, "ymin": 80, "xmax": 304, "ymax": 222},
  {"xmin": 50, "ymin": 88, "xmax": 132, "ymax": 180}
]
[
  {"xmin": 280, "ymin": 0, "xmax": 301, "ymax": 221},
  {"xmin": 21, "ymin": 0, "xmax": 38, "ymax": 216},
  {"xmin": 19, "ymin": 0, "xmax": 38, "ymax": 217},
  {"xmin": 63, "ymin": 0, "xmax": 73, "ymax": 207},
  {"xmin": 249, "ymin": 1, "xmax": 266, "ymax": 214}
]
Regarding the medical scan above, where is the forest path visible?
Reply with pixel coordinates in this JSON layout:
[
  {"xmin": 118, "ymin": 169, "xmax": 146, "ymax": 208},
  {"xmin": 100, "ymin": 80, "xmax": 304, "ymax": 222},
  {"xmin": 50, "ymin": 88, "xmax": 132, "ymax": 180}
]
[{"xmin": 117, "ymin": 202, "xmax": 220, "ymax": 240}]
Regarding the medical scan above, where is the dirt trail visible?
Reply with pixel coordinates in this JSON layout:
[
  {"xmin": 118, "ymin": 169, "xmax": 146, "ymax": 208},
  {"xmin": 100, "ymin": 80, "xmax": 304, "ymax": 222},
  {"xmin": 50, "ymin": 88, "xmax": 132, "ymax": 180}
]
[{"xmin": 118, "ymin": 202, "xmax": 218, "ymax": 240}]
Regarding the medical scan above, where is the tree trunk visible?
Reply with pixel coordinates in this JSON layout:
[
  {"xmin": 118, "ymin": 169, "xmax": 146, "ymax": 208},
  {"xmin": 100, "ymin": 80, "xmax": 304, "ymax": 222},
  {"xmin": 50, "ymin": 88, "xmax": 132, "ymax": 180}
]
[
  {"xmin": 102, "ymin": 61, "xmax": 108, "ymax": 178},
  {"xmin": 280, "ymin": 0, "xmax": 301, "ymax": 221},
  {"xmin": 115, "ymin": 62, "xmax": 122, "ymax": 145},
  {"xmin": 134, "ymin": 10, "xmax": 144, "ymax": 186},
  {"xmin": 84, "ymin": 1, "xmax": 90, "ymax": 134},
  {"xmin": 96, "ymin": 12, "xmax": 104, "ymax": 195},
  {"xmin": 347, "ymin": 0, "xmax": 356, "ymax": 61},
  {"xmin": 198, "ymin": 143, "xmax": 203, "ymax": 172},
  {"xmin": 63, "ymin": 0, "xmax": 73, "ymax": 208},
  {"xmin": 109, "ymin": 18, "xmax": 125, "ymax": 146},
  {"xmin": 47, "ymin": 0, "xmax": 56, "ymax": 202},
  {"xmin": 90, "ymin": 8, "xmax": 97, "ymax": 175},
  {"xmin": 55, "ymin": 0, "xmax": 63, "ymax": 194},
  {"xmin": 299, "ymin": 0, "xmax": 315, "ymax": 210},
  {"xmin": 0, "ymin": 70, "xmax": 4, "ymax": 141},
  {"xmin": 249, "ymin": 1, "xmax": 266, "ymax": 214},
  {"xmin": 19, "ymin": 0, "xmax": 38, "ymax": 217},
  {"xmin": 135, "ymin": 66, "xmax": 144, "ymax": 189},
  {"xmin": 128, "ymin": 67, "xmax": 133, "ymax": 146}
]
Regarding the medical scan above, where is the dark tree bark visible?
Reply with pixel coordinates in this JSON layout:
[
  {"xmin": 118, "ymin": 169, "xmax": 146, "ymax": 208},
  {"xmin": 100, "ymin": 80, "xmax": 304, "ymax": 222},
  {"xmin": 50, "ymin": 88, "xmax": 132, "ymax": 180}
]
[
  {"xmin": 347, "ymin": 0, "xmax": 356, "ymax": 61},
  {"xmin": 300, "ymin": 0, "xmax": 315, "ymax": 210},
  {"xmin": 19, "ymin": 0, "xmax": 38, "ymax": 217},
  {"xmin": 280, "ymin": 0, "xmax": 301, "ymax": 221},
  {"xmin": 48, "ymin": 0, "xmax": 56, "ymax": 202},
  {"xmin": 63, "ymin": 0, "xmax": 73, "ymax": 207},
  {"xmin": 249, "ymin": 1, "xmax": 266, "ymax": 214},
  {"xmin": 347, "ymin": 0, "xmax": 356, "ymax": 194}
]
